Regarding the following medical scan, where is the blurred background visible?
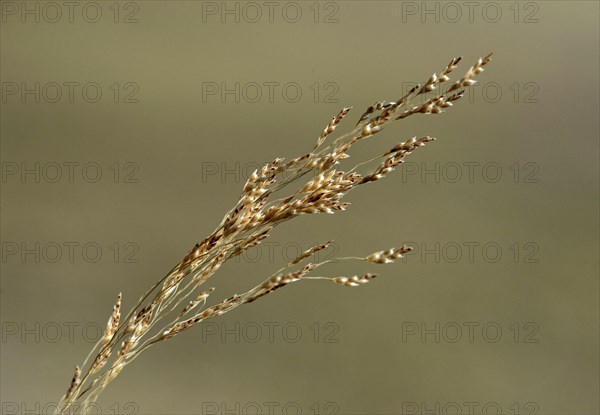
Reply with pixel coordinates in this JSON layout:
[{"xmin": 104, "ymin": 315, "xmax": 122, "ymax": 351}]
[{"xmin": 1, "ymin": 1, "xmax": 598, "ymax": 414}]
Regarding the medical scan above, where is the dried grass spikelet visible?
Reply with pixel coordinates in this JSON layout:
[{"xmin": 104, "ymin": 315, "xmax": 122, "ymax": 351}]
[
  {"xmin": 88, "ymin": 345, "xmax": 108, "ymax": 375},
  {"xmin": 192, "ymin": 252, "xmax": 226, "ymax": 284},
  {"xmin": 356, "ymin": 101, "xmax": 396, "ymax": 126},
  {"xmin": 89, "ymin": 293, "xmax": 122, "ymax": 374},
  {"xmin": 361, "ymin": 57, "xmax": 462, "ymax": 130},
  {"xmin": 104, "ymin": 293, "xmax": 122, "ymax": 345},
  {"xmin": 158, "ymin": 272, "xmax": 185, "ymax": 302},
  {"xmin": 418, "ymin": 56, "xmax": 462, "ymax": 95},
  {"xmin": 366, "ymin": 246, "xmax": 413, "ymax": 264},
  {"xmin": 62, "ymin": 366, "xmax": 81, "ymax": 401},
  {"xmin": 394, "ymin": 54, "xmax": 482, "ymax": 120},
  {"xmin": 178, "ymin": 287, "xmax": 215, "ymax": 317},
  {"xmin": 315, "ymin": 107, "xmax": 352, "ymax": 149},
  {"xmin": 239, "ymin": 158, "xmax": 286, "ymax": 207},
  {"xmin": 448, "ymin": 52, "xmax": 492, "ymax": 92},
  {"xmin": 358, "ymin": 121, "xmax": 383, "ymax": 139},
  {"xmin": 117, "ymin": 305, "xmax": 155, "ymax": 359},
  {"xmin": 360, "ymin": 137, "xmax": 436, "ymax": 184},
  {"xmin": 244, "ymin": 263, "xmax": 318, "ymax": 304},
  {"xmin": 117, "ymin": 339, "xmax": 131, "ymax": 359},
  {"xmin": 118, "ymin": 303, "xmax": 154, "ymax": 354},
  {"xmin": 160, "ymin": 314, "xmax": 205, "ymax": 340},
  {"xmin": 228, "ymin": 227, "xmax": 273, "ymax": 259},
  {"xmin": 161, "ymin": 294, "xmax": 242, "ymax": 340},
  {"xmin": 332, "ymin": 273, "xmax": 377, "ymax": 287},
  {"xmin": 289, "ymin": 241, "xmax": 333, "ymax": 265}
]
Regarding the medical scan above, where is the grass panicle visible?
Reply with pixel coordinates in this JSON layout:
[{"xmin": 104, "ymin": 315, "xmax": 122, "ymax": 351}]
[{"xmin": 56, "ymin": 53, "xmax": 492, "ymax": 414}]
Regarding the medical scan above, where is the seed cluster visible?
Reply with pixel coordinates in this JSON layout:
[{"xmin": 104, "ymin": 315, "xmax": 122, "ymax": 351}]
[{"xmin": 57, "ymin": 53, "xmax": 492, "ymax": 413}]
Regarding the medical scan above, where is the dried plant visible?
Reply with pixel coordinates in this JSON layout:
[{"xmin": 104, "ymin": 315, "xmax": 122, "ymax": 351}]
[{"xmin": 55, "ymin": 53, "xmax": 492, "ymax": 413}]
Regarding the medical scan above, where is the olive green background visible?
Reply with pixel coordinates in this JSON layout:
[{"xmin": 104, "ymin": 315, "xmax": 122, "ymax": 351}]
[{"xmin": 1, "ymin": 1, "xmax": 598, "ymax": 414}]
